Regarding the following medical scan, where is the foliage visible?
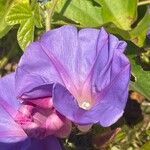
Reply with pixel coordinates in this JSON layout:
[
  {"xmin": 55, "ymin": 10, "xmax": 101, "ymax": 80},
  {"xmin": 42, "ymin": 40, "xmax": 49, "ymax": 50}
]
[
  {"xmin": 0, "ymin": 0, "xmax": 13, "ymax": 38},
  {"xmin": 5, "ymin": 0, "xmax": 42, "ymax": 50}
]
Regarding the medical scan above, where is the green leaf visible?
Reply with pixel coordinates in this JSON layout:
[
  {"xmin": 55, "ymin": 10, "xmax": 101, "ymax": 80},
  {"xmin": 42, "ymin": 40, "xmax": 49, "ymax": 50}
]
[
  {"xmin": 105, "ymin": 8, "xmax": 150, "ymax": 47},
  {"xmin": 130, "ymin": 10, "xmax": 150, "ymax": 47},
  {"xmin": 17, "ymin": 19, "xmax": 34, "ymax": 50},
  {"xmin": 0, "ymin": 0, "xmax": 13, "ymax": 38},
  {"xmin": 92, "ymin": 0, "xmax": 137, "ymax": 30},
  {"xmin": 106, "ymin": 24, "xmax": 130, "ymax": 40},
  {"xmin": 55, "ymin": 0, "xmax": 103, "ymax": 27},
  {"xmin": 127, "ymin": 44, "xmax": 150, "ymax": 100},
  {"xmin": 6, "ymin": 3, "xmax": 33, "ymax": 25},
  {"xmin": 31, "ymin": 1, "xmax": 43, "ymax": 28},
  {"xmin": 55, "ymin": 0, "xmax": 137, "ymax": 30},
  {"xmin": 140, "ymin": 141, "xmax": 150, "ymax": 150},
  {"xmin": 6, "ymin": 1, "xmax": 42, "ymax": 50},
  {"xmin": 130, "ymin": 59, "xmax": 150, "ymax": 100}
]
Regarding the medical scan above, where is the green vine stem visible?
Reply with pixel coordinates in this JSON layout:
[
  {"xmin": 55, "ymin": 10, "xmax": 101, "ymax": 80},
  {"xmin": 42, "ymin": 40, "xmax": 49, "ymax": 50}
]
[
  {"xmin": 138, "ymin": 0, "xmax": 150, "ymax": 6},
  {"xmin": 45, "ymin": 0, "xmax": 59, "ymax": 31}
]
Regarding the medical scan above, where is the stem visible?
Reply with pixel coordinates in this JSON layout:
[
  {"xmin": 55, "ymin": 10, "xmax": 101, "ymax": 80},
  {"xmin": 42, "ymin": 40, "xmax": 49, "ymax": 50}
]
[
  {"xmin": 45, "ymin": 0, "xmax": 59, "ymax": 31},
  {"xmin": 45, "ymin": 9, "xmax": 51, "ymax": 31},
  {"xmin": 138, "ymin": 0, "xmax": 150, "ymax": 6}
]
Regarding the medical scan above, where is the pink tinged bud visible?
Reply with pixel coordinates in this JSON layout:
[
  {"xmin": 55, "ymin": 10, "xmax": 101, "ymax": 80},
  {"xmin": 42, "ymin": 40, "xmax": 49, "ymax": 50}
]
[
  {"xmin": 15, "ymin": 99, "xmax": 72, "ymax": 139},
  {"xmin": 21, "ymin": 122, "xmax": 46, "ymax": 139},
  {"xmin": 55, "ymin": 119, "xmax": 72, "ymax": 138},
  {"xmin": 18, "ymin": 103, "xmax": 34, "ymax": 117},
  {"xmin": 26, "ymin": 97, "xmax": 53, "ymax": 109},
  {"xmin": 46, "ymin": 112, "xmax": 65, "ymax": 134},
  {"xmin": 33, "ymin": 111, "xmax": 47, "ymax": 126}
]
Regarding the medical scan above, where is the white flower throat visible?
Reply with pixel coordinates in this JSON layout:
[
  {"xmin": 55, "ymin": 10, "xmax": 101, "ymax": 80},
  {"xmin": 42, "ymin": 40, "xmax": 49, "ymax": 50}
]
[{"xmin": 79, "ymin": 101, "xmax": 91, "ymax": 110}]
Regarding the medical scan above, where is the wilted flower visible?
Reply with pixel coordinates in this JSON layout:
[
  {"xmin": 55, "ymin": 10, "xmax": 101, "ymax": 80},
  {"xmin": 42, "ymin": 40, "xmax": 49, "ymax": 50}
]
[
  {"xmin": 0, "ymin": 73, "xmax": 69, "ymax": 150},
  {"xmin": 16, "ymin": 25, "xmax": 130, "ymax": 129}
]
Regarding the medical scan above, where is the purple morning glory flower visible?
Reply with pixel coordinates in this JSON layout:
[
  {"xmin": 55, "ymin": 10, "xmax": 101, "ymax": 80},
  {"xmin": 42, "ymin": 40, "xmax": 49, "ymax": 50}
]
[
  {"xmin": 16, "ymin": 25, "xmax": 131, "ymax": 127},
  {"xmin": 0, "ymin": 73, "xmax": 62, "ymax": 150}
]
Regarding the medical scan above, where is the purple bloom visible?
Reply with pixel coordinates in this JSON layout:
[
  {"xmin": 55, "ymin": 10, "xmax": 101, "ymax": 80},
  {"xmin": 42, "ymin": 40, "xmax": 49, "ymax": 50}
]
[
  {"xmin": 16, "ymin": 25, "xmax": 130, "ymax": 127},
  {"xmin": 0, "ymin": 73, "xmax": 62, "ymax": 150},
  {"xmin": 147, "ymin": 30, "xmax": 150, "ymax": 38}
]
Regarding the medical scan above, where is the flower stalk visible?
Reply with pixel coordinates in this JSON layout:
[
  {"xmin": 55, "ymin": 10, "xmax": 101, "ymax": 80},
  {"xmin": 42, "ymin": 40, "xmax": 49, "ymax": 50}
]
[{"xmin": 45, "ymin": 0, "xmax": 59, "ymax": 31}]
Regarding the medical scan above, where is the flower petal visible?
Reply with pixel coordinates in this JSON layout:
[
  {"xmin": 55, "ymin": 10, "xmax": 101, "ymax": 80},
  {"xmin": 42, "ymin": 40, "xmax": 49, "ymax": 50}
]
[
  {"xmin": 91, "ymin": 34, "xmax": 128, "ymax": 92},
  {"xmin": 0, "ymin": 136, "xmax": 62, "ymax": 150},
  {"xmin": 15, "ymin": 26, "xmax": 109, "ymax": 100},
  {"xmin": 27, "ymin": 136, "xmax": 62, "ymax": 150},
  {"xmin": 0, "ymin": 74, "xmax": 62, "ymax": 149},
  {"xmin": 46, "ymin": 111, "xmax": 72, "ymax": 138},
  {"xmin": 16, "ymin": 68, "xmax": 53, "ymax": 99},
  {"xmin": 0, "ymin": 73, "xmax": 20, "ymax": 110},
  {"xmin": 53, "ymin": 60, "xmax": 130, "ymax": 127},
  {"xmin": 0, "ymin": 138, "xmax": 31, "ymax": 150},
  {"xmin": 0, "ymin": 73, "xmax": 27, "ymax": 143},
  {"xmin": 52, "ymin": 27, "xmax": 130, "ymax": 126},
  {"xmin": 15, "ymin": 25, "xmax": 130, "ymax": 127},
  {"xmin": 53, "ymin": 83, "xmax": 104, "ymax": 124},
  {"xmin": 55, "ymin": 118, "xmax": 72, "ymax": 138}
]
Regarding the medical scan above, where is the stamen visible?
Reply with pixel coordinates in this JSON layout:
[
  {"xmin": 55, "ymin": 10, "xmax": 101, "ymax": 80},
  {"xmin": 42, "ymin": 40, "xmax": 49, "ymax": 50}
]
[{"xmin": 80, "ymin": 101, "xmax": 91, "ymax": 110}]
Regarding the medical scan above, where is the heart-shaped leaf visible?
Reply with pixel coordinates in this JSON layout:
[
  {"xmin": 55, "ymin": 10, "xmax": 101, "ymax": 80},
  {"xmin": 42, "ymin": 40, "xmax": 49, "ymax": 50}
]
[
  {"xmin": 6, "ymin": 1, "xmax": 42, "ymax": 50},
  {"xmin": 55, "ymin": 0, "xmax": 103, "ymax": 27},
  {"xmin": 97, "ymin": 0, "xmax": 137, "ymax": 30}
]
